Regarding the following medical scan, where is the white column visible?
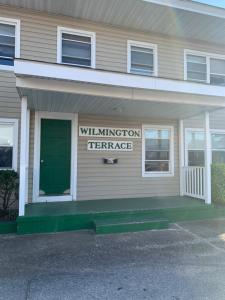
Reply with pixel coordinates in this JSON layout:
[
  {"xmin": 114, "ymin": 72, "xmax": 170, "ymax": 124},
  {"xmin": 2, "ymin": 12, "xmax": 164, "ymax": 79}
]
[
  {"xmin": 204, "ymin": 111, "xmax": 211, "ymax": 204},
  {"xmin": 25, "ymin": 109, "xmax": 30, "ymax": 204},
  {"xmin": 179, "ymin": 119, "xmax": 184, "ymax": 196},
  {"xmin": 19, "ymin": 96, "xmax": 29, "ymax": 216}
]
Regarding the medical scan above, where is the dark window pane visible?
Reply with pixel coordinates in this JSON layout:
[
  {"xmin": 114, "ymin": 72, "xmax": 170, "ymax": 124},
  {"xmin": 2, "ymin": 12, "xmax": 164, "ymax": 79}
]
[
  {"xmin": 61, "ymin": 33, "xmax": 92, "ymax": 67},
  {"xmin": 0, "ymin": 24, "xmax": 15, "ymax": 36},
  {"xmin": 0, "ymin": 24, "xmax": 15, "ymax": 67},
  {"xmin": 0, "ymin": 35, "xmax": 15, "ymax": 46},
  {"xmin": 187, "ymin": 61, "xmax": 207, "ymax": 73},
  {"xmin": 212, "ymin": 151, "xmax": 225, "ymax": 164},
  {"xmin": 62, "ymin": 33, "xmax": 91, "ymax": 43},
  {"xmin": 210, "ymin": 75, "xmax": 225, "ymax": 86},
  {"xmin": 62, "ymin": 56, "xmax": 91, "ymax": 66},
  {"xmin": 130, "ymin": 66, "xmax": 153, "ymax": 76},
  {"xmin": 0, "ymin": 147, "xmax": 12, "ymax": 168},
  {"xmin": 0, "ymin": 44, "xmax": 15, "ymax": 57},
  {"xmin": 145, "ymin": 161, "xmax": 169, "ymax": 172},
  {"xmin": 212, "ymin": 134, "xmax": 225, "ymax": 149},
  {"xmin": 188, "ymin": 150, "xmax": 204, "ymax": 166},
  {"xmin": 0, "ymin": 57, "xmax": 14, "ymax": 66},
  {"xmin": 210, "ymin": 58, "xmax": 225, "ymax": 74},
  {"xmin": 130, "ymin": 46, "xmax": 154, "ymax": 76},
  {"xmin": 131, "ymin": 51, "xmax": 153, "ymax": 67},
  {"xmin": 187, "ymin": 71, "xmax": 207, "ymax": 82},
  {"xmin": 145, "ymin": 150, "xmax": 169, "ymax": 160},
  {"xmin": 145, "ymin": 139, "xmax": 169, "ymax": 150},
  {"xmin": 62, "ymin": 40, "xmax": 91, "ymax": 59}
]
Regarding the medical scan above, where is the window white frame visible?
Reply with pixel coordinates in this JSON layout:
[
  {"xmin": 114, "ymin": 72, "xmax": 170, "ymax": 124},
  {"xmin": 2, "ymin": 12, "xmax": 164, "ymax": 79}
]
[
  {"xmin": 57, "ymin": 26, "xmax": 96, "ymax": 68},
  {"xmin": 142, "ymin": 125, "xmax": 174, "ymax": 177},
  {"xmin": 211, "ymin": 129, "xmax": 225, "ymax": 163},
  {"xmin": 33, "ymin": 111, "xmax": 78, "ymax": 203},
  {"xmin": 184, "ymin": 128, "xmax": 225, "ymax": 166},
  {"xmin": 184, "ymin": 49, "xmax": 225, "ymax": 84},
  {"xmin": 184, "ymin": 128, "xmax": 205, "ymax": 166},
  {"xmin": 0, "ymin": 118, "xmax": 18, "ymax": 171},
  {"xmin": 0, "ymin": 17, "xmax": 20, "ymax": 71},
  {"xmin": 127, "ymin": 40, "xmax": 158, "ymax": 76}
]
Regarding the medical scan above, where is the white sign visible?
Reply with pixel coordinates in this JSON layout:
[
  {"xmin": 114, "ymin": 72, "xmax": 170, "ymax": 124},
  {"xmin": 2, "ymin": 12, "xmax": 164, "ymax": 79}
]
[
  {"xmin": 79, "ymin": 126, "xmax": 141, "ymax": 138},
  {"xmin": 87, "ymin": 140, "xmax": 133, "ymax": 151}
]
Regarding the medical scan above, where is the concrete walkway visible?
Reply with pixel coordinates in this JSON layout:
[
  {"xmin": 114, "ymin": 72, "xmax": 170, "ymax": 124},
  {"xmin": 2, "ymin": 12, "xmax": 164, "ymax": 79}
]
[{"xmin": 2, "ymin": 219, "xmax": 225, "ymax": 299}]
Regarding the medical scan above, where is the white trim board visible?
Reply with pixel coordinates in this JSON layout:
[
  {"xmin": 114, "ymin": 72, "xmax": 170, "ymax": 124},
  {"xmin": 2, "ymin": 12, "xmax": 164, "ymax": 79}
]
[
  {"xmin": 32, "ymin": 111, "xmax": 78, "ymax": 203},
  {"xmin": 15, "ymin": 59, "xmax": 225, "ymax": 98}
]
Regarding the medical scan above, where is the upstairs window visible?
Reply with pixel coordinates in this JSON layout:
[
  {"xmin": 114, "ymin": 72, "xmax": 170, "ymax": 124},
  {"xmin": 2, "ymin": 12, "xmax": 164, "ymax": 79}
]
[
  {"xmin": 210, "ymin": 58, "xmax": 225, "ymax": 86},
  {"xmin": 211, "ymin": 132, "xmax": 225, "ymax": 163},
  {"xmin": 0, "ymin": 18, "xmax": 20, "ymax": 69},
  {"xmin": 185, "ymin": 129, "xmax": 204, "ymax": 167},
  {"xmin": 186, "ymin": 54, "xmax": 207, "ymax": 83},
  {"xmin": 0, "ymin": 119, "xmax": 18, "ymax": 170},
  {"xmin": 57, "ymin": 27, "xmax": 96, "ymax": 68},
  {"xmin": 185, "ymin": 50, "xmax": 225, "ymax": 86},
  {"xmin": 128, "ymin": 41, "xmax": 157, "ymax": 76},
  {"xmin": 142, "ymin": 125, "xmax": 174, "ymax": 177}
]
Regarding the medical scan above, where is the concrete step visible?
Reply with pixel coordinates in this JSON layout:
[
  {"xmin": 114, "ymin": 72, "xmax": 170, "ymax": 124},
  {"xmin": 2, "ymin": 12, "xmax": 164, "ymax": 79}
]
[{"xmin": 94, "ymin": 217, "xmax": 169, "ymax": 234}]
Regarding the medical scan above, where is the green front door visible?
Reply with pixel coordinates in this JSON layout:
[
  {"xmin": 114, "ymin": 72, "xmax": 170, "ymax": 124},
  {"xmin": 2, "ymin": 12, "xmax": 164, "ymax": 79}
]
[{"xmin": 39, "ymin": 119, "xmax": 71, "ymax": 196}]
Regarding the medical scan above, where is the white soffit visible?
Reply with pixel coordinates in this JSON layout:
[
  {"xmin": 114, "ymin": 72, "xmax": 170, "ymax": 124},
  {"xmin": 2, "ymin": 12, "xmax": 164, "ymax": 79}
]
[
  {"xmin": 1, "ymin": 0, "xmax": 225, "ymax": 44},
  {"xmin": 23, "ymin": 89, "xmax": 218, "ymax": 120}
]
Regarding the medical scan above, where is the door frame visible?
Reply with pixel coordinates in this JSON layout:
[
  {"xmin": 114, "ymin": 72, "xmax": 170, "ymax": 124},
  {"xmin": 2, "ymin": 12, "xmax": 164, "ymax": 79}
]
[{"xmin": 33, "ymin": 111, "xmax": 78, "ymax": 202}]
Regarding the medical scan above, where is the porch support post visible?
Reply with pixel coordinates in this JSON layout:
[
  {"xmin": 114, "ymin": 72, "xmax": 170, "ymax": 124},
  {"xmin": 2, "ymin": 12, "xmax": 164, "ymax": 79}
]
[
  {"xmin": 204, "ymin": 111, "xmax": 211, "ymax": 204},
  {"xmin": 19, "ymin": 96, "xmax": 29, "ymax": 216},
  {"xmin": 179, "ymin": 119, "xmax": 184, "ymax": 196}
]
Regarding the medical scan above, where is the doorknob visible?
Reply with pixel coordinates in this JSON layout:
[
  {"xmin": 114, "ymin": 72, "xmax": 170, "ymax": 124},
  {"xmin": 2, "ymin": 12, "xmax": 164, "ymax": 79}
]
[{"xmin": 41, "ymin": 160, "xmax": 44, "ymax": 163}]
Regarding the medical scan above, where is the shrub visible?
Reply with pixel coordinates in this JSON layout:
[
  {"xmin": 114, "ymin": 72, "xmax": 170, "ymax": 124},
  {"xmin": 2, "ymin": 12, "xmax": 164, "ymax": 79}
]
[
  {"xmin": 211, "ymin": 164, "xmax": 225, "ymax": 205},
  {"xmin": 0, "ymin": 170, "xmax": 19, "ymax": 215}
]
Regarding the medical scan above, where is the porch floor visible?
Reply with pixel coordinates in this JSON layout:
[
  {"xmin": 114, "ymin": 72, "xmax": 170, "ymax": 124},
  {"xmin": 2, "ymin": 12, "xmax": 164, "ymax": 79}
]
[
  {"xmin": 17, "ymin": 196, "xmax": 225, "ymax": 235},
  {"xmin": 25, "ymin": 196, "xmax": 205, "ymax": 217}
]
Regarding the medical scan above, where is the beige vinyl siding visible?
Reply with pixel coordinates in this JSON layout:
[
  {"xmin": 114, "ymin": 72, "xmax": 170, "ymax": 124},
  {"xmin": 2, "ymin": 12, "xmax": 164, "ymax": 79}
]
[
  {"xmin": 27, "ymin": 113, "xmax": 179, "ymax": 201},
  {"xmin": 27, "ymin": 111, "xmax": 35, "ymax": 203},
  {"xmin": 77, "ymin": 114, "xmax": 179, "ymax": 200},
  {"xmin": 210, "ymin": 109, "xmax": 225, "ymax": 130},
  {"xmin": 183, "ymin": 109, "xmax": 225, "ymax": 131},
  {"xmin": 1, "ymin": 6, "xmax": 225, "ymax": 80},
  {"xmin": 0, "ymin": 71, "xmax": 20, "ymax": 118}
]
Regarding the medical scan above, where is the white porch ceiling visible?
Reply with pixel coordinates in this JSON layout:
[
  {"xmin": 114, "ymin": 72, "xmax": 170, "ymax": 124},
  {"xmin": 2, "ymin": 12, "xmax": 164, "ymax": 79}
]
[
  {"xmin": 1, "ymin": 0, "xmax": 225, "ymax": 45},
  {"xmin": 22, "ymin": 89, "xmax": 218, "ymax": 120}
]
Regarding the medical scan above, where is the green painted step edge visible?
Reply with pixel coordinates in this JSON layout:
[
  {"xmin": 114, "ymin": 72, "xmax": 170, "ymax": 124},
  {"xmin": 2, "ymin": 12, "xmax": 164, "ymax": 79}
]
[
  {"xmin": 95, "ymin": 219, "xmax": 169, "ymax": 234},
  {"xmin": 94, "ymin": 216, "xmax": 168, "ymax": 226},
  {"xmin": 17, "ymin": 205, "xmax": 225, "ymax": 235},
  {"xmin": 0, "ymin": 221, "xmax": 17, "ymax": 234}
]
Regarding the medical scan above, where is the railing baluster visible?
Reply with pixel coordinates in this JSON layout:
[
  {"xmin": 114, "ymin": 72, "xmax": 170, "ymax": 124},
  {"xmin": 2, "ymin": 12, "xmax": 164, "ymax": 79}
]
[{"xmin": 182, "ymin": 166, "xmax": 204, "ymax": 200}]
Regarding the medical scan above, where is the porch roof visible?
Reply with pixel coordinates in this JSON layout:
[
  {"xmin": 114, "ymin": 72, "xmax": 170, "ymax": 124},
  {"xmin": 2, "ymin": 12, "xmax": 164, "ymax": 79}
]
[{"xmin": 15, "ymin": 59, "xmax": 225, "ymax": 120}]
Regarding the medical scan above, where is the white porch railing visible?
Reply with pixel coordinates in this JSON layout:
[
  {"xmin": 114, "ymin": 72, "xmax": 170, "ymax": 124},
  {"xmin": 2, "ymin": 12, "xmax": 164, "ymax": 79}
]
[{"xmin": 183, "ymin": 167, "xmax": 205, "ymax": 200}]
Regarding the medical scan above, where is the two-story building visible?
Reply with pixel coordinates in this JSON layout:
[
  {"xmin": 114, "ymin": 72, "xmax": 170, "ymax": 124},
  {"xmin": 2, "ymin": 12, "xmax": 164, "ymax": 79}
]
[{"xmin": 1, "ymin": 0, "xmax": 225, "ymax": 234}]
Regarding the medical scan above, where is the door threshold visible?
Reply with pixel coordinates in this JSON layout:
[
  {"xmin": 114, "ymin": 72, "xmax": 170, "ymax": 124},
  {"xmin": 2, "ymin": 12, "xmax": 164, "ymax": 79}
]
[{"xmin": 35, "ymin": 195, "xmax": 73, "ymax": 202}]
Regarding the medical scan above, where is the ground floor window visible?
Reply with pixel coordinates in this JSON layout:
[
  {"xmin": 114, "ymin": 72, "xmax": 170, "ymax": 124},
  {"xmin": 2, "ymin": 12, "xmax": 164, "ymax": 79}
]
[
  {"xmin": 0, "ymin": 118, "xmax": 18, "ymax": 170},
  {"xmin": 185, "ymin": 129, "xmax": 225, "ymax": 166},
  {"xmin": 142, "ymin": 125, "xmax": 174, "ymax": 177},
  {"xmin": 185, "ymin": 129, "xmax": 205, "ymax": 167},
  {"xmin": 211, "ymin": 132, "xmax": 225, "ymax": 163}
]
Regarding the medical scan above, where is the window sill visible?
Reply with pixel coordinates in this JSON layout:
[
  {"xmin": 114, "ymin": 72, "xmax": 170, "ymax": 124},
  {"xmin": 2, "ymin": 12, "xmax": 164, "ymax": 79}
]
[
  {"xmin": 142, "ymin": 172, "xmax": 174, "ymax": 178},
  {"xmin": 0, "ymin": 65, "xmax": 14, "ymax": 71}
]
